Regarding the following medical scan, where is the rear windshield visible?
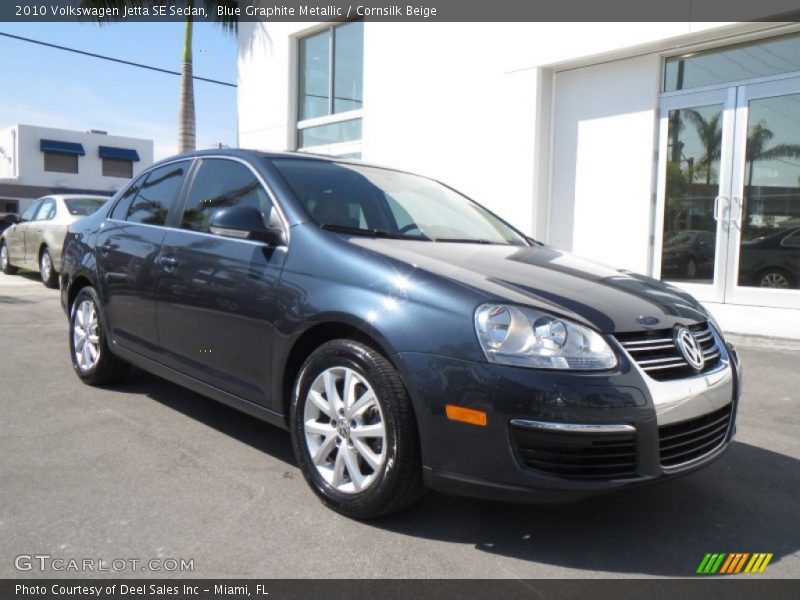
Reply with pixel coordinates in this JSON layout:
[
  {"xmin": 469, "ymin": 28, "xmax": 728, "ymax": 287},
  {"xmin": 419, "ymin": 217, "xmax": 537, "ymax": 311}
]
[{"xmin": 65, "ymin": 197, "xmax": 107, "ymax": 216}]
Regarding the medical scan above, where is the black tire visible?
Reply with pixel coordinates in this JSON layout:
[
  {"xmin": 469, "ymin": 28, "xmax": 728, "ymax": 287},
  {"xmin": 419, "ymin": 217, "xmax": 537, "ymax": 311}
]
[
  {"xmin": 0, "ymin": 241, "xmax": 17, "ymax": 275},
  {"xmin": 69, "ymin": 286, "xmax": 130, "ymax": 386},
  {"xmin": 290, "ymin": 339, "xmax": 425, "ymax": 519},
  {"xmin": 39, "ymin": 247, "xmax": 59, "ymax": 288}
]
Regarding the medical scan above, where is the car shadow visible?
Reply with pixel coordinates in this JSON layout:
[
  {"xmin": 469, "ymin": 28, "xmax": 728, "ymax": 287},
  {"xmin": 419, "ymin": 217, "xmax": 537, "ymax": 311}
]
[
  {"xmin": 107, "ymin": 369, "xmax": 798, "ymax": 577},
  {"xmin": 112, "ymin": 367, "xmax": 296, "ymax": 466}
]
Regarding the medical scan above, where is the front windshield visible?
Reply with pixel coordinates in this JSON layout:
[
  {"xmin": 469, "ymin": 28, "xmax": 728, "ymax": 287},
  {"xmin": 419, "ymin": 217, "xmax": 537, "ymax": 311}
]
[
  {"xmin": 270, "ymin": 158, "xmax": 526, "ymax": 245},
  {"xmin": 65, "ymin": 197, "xmax": 107, "ymax": 216}
]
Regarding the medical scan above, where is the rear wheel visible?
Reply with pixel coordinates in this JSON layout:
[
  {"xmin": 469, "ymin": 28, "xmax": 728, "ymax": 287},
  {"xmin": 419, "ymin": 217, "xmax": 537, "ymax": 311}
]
[
  {"xmin": 758, "ymin": 269, "xmax": 794, "ymax": 289},
  {"xmin": 69, "ymin": 286, "xmax": 130, "ymax": 385},
  {"xmin": 0, "ymin": 242, "xmax": 17, "ymax": 275},
  {"xmin": 290, "ymin": 339, "xmax": 425, "ymax": 519},
  {"xmin": 40, "ymin": 247, "xmax": 58, "ymax": 288}
]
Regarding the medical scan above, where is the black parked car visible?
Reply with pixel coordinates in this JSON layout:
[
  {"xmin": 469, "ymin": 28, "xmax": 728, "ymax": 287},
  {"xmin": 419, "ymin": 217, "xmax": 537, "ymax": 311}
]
[
  {"xmin": 738, "ymin": 226, "xmax": 800, "ymax": 289},
  {"xmin": 661, "ymin": 229, "xmax": 716, "ymax": 280},
  {"xmin": 0, "ymin": 212, "xmax": 18, "ymax": 237},
  {"xmin": 61, "ymin": 150, "xmax": 741, "ymax": 518}
]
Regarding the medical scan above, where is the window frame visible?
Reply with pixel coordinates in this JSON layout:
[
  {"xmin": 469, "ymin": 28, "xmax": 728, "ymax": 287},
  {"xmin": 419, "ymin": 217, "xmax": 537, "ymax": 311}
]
[{"xmin": 295, "ymin": 21, "xmax": 364, "ymax": 156}]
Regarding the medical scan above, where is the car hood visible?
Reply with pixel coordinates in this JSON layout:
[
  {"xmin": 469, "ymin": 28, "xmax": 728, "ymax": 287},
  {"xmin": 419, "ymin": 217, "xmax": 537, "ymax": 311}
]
[{"xmin": 349, "ymin": 239, "xmax": 709, "ymax": 334}]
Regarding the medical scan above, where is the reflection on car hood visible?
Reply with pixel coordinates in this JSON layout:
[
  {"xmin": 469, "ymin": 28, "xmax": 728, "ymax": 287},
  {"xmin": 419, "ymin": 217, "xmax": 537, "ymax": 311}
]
[{"xmin": 350, "ymin": 239, "xmax": 709, "ymax": 333}]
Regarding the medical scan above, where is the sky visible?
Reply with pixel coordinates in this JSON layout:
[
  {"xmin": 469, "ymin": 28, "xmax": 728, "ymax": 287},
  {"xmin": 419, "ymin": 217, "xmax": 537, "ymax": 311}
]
[{"xmin": 0, "ymin": 21, "xmax": 238, "ymax": 160}]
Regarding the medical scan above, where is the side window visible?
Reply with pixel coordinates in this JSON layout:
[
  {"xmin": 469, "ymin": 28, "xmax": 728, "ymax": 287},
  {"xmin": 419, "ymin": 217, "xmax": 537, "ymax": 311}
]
[
  {"xmin": 20, "ymin": 201, "xmax": 41, "ymax": 223},
  {"xmin": 111, "ymin": 173, "xmax": 147, "ymax": 220},
  {"xmin": 127, "ymin": 161, "xmax": 190, "ymax": 226},
  {"xmin": 782, "ymin": 230, "xmax": 800, "ymax": 248},
  {"xmin": 180, "ymin": 159, "xmax": 273, "ymax": 233},
  {"xmin": 33, "ymin": 199, "xmax": 55, "ymax": 221}
]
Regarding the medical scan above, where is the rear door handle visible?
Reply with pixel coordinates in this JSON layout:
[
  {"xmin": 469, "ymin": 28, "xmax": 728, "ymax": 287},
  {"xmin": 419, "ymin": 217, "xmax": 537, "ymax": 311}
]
[
  {"xmin": 159, "ymin": 255, "xmax": 179, "ymax": 270},
  {"xmin": 99, "ymin": 240, "xmax": 114, "ymax": 256}
]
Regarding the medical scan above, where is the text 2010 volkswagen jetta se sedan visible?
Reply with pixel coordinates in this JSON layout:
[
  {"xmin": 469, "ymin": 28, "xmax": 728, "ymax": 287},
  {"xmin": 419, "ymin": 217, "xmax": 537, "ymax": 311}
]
[{"xmin": 61, "ymin": 149, "xmax": 741, "ymax": 519}]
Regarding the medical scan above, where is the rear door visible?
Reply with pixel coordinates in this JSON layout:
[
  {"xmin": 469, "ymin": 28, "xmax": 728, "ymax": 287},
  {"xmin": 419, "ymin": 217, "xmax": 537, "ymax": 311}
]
[
  {"xmin": 155, "ymin": 157, "xmax": 287, "ymax": 405},
  {"xmin": 97, "ymin": 161, "xmax": 192, "ymax": 358},
  {"xmin": 4, "ymin": 201, "xmax": 39, "ymax": 264}
]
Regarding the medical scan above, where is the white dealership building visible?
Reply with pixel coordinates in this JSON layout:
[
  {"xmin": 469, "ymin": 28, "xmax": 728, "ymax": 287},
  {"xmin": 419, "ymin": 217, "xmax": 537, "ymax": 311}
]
[{"xmin": 237, "ymin": 20, "xmax": 800, "ymax": 324}]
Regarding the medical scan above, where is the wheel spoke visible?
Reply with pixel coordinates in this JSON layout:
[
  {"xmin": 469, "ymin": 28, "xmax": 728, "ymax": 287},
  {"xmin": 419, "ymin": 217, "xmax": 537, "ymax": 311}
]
[
  {"xmin": 74, "ymin": 334, "xmax": 85, "ymax": 352},
  {"xmin": 311, "ymin": 434, "xmax": 338, "ymax": 466},
  {"xmin": 351, "ymin": 422, "xmax": 384, "ymax": 439},
  {"xmin": 352, "ymin": 438, "xmax": 381, "ymax": 471},
  {"xmin": 305, "ymin": 419, "xmax": 334, "ymax": 437},
  {"xmin": 331, "ymin": 446, "xmax": 347, "ymax": 487},
  {"xmin": 349, "ymin": 389, "xmax": 376, "ymax": 417},
  {"xmin": 342, "ymin": 444, "xmax": 366, "ymax": 491},
  {"xmin": 323, "ymin": 370, "xmax": 341, "ymax": 413},
  {"xmin": 342, "ymin": 369, "xmax": 356, "ymax": 411},
  {"xmin": 307, "ymin": 390, "xmax": 331, "ymax": 417}
]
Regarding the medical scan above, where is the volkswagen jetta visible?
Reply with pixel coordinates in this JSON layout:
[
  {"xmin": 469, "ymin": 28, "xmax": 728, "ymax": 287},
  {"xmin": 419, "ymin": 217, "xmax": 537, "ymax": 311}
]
[{"xmin": 60, "ymin": 150, "xmax": 741, "ymax": 518}]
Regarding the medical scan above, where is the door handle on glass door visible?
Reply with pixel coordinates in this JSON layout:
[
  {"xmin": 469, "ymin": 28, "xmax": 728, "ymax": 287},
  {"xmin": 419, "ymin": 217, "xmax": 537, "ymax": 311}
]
[
  {"xmin": 731, "ymin": 196, "xmax": 743, "ymax": 227},
  {"xmin": 713, "ymin": 196, "xmax": 728, "ymax": 221}
]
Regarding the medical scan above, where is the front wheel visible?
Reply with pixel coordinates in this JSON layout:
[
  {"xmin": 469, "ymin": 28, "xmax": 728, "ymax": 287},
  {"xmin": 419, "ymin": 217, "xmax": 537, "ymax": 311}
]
[
  {"xmin": 69, "ymin": 286, "xmax": 130, "ymax": 385},
  {"xmin": 40, "ymin": 247, "xmax": 58, "ymax": 288},
  {"xmin": 0, "ymin": 242, "xmax": 18, "ymax": 275},
  {"xmin": 290, "ymin": 339, "xmax": 425, "ymax": 519}
]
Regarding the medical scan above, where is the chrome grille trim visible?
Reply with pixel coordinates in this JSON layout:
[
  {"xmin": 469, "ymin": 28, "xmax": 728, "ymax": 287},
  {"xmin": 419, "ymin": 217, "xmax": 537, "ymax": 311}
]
[{"xmin": 614, "ymin": 322, "xmax": 722, "ymax": 381}]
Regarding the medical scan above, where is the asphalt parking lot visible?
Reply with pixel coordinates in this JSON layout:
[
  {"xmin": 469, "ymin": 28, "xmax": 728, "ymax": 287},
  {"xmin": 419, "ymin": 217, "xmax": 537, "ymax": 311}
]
[{"xmin": 1, "ymin": 272, "xmax": 798, "ymax": 579}]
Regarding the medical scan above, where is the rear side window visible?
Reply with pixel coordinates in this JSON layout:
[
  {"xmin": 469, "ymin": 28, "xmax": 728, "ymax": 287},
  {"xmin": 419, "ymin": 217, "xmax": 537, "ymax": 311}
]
[
  {"xmin": 65, "ymin": 197, "xmax": 106, "ymax": 216},
  {"xmin": 126, "ymin": 161, "xmax": 190, "ymax": 226},
  {"xmin": 180, "ymin": 159, "xmax": 273, "ymax": 233},
  {"xmin": 111, "ymin": 174, "xmax": 146, "ymax": 220}
]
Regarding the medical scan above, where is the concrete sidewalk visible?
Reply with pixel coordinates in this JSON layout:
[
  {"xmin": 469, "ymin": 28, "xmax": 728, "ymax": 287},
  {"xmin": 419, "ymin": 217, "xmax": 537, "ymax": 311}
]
[{"xmin": 703, "ymin": 302, "xmax": 800, "ymax": 350}]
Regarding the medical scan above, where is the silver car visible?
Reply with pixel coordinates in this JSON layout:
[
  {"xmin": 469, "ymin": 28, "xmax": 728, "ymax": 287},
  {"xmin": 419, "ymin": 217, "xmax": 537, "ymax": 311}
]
[{"xmin": 0, "ymin": 194, "xmax": 108, "ymax": 287}]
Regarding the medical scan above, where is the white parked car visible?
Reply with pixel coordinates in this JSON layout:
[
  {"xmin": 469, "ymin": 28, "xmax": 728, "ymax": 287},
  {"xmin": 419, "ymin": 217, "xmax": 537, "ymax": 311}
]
[{"xmin": 0, "ymin": 194, "xmax": 108, "ymax": 287}]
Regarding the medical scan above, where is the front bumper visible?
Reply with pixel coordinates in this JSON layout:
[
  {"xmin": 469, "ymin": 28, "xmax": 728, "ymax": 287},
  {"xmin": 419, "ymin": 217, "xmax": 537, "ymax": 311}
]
[{"xmin": 394, "ymin": 337, "xmax": 741, "ymax": 502}]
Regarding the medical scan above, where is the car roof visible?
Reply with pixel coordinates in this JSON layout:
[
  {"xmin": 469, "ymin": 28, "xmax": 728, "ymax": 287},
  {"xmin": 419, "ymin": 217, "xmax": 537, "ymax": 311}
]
[{"xmin": 36, "ymin": 194, "xmax": 110, "ymax": 201}]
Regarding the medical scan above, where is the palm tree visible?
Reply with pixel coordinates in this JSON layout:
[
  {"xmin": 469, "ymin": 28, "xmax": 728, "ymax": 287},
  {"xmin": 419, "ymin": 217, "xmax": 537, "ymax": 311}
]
[
  {"xmin": 683, "ymin": 109, "xmax": 722, "ymax": 186},
  {"xmin": 79, "ymin": 0, "xmax": 237, "ymax": 153}
]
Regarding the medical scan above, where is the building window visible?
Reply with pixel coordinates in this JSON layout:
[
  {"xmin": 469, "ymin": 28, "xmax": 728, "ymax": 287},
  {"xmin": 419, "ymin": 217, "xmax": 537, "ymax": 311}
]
[
  {"xmin": 44, "ymin": 152, "xmax": 78, "ymax": 174},
  {"xmin": 297, "ymin": 21, "xmax": 363, "ymax": 155},
  {"xmin": 102, "ymin": 157, "xmax": 133, "ymax": 178},
  {"xmin": 99, "ymin": 146, "xmax": 140, "ymax": 178}
]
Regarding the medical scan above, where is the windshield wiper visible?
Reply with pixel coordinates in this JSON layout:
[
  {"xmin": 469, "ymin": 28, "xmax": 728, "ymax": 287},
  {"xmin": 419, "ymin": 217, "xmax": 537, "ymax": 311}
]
[
  {"xmin": 433, "ymin": 238, "xmax": 499, "ymax": 245},
  {"xmin": 320, "ymin": 223, "xmax": 428, "ymax": 240}
]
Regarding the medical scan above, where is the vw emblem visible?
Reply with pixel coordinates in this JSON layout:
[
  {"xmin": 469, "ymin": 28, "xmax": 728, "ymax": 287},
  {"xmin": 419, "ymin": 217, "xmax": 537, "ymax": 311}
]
[{"xmin": 674, "ymin": 326, "xmax": 705, "ymax": 371}]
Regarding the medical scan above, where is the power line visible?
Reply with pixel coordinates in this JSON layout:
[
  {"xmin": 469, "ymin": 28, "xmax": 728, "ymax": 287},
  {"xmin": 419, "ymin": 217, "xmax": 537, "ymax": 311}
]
[{"xmin": 0, "ymin": 31, "xmax": 236, "ymax": 88}]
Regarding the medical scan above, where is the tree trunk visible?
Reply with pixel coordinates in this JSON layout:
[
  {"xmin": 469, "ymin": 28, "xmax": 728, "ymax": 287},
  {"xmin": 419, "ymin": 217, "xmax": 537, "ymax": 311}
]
[{"xmin": 178, "ymin": 13, "xmax": 196, "ymax": 153}]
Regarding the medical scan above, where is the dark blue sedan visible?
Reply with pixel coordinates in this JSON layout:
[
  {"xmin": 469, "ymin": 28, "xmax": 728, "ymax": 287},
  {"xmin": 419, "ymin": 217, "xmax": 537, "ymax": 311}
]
[{"xmin": 60, "ymin": 150, "xmax": 742, "ymax": 518}]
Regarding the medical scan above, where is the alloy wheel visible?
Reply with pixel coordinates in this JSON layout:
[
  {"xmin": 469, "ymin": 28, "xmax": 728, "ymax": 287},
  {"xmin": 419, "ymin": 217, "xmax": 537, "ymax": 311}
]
[
  {"xmin": 73, "ymin": 299, "xmax": 100, "ymax": 371},
  {"xmin": 760, "ymin": 272, "xmax": 790, "ymax": 288},
  {"xmin": 40, "ymin": 252, "xmax": 52, "ymax": 282},
  {"xmin": 303, "ymin": 366, "xmax": 387, "ymax": 494}
]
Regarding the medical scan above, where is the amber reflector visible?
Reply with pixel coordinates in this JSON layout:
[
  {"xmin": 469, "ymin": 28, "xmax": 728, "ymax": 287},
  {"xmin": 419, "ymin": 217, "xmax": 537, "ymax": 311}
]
[{"xmin": 445, "ymin": 404, "xmax": 488, "ymax": 426}]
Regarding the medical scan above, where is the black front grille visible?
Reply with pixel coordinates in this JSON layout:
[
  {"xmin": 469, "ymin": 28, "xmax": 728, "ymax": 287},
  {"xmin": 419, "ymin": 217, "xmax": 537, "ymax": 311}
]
[
  {"xmin": 510, "ymin": 425, "xmax": 638, "ymax": 479},
  {"xmin": 614, "ymin": 322, "xmax": 721, "ymax": 381},
  {"xmin": 658, "ymin": 403, "xmax": 733, "ymax": 467}
]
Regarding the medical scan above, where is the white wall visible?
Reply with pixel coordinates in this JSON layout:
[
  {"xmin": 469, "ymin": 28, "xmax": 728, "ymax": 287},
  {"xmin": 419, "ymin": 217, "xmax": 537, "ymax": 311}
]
[
  {"xmin": 238, "ymin": 20, "xmax": 798, "ymax": 273},
  {"xmin": 5, "ymin": 124, "xmax": 154, "ymax": 192}
]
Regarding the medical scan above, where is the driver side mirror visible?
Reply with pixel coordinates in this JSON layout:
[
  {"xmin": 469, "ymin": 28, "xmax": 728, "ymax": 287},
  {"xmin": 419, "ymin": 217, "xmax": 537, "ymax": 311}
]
[{"xmin": 209, "ymin": 206, "xmax": 286, "ymax": 246}]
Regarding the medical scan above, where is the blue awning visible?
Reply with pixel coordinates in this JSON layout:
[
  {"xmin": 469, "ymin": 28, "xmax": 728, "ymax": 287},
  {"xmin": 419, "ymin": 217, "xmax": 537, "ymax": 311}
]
[
  {"xmin": 98, "ymin": 146, "xmax": 140, "ymax": 161},
  {"xmin": 40, "ymin": 139, "xmax": 85, "ymax": 156}
]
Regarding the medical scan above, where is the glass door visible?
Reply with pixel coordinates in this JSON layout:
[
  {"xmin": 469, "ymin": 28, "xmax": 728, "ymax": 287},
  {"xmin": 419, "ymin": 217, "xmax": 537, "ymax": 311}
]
[
  {"xmin": 654, "ymin": 88, "xmax": 736, "ymax": 303},
  {"xmin": 724, "ymin": 77, "xmax": 800, "ymax": 308}
]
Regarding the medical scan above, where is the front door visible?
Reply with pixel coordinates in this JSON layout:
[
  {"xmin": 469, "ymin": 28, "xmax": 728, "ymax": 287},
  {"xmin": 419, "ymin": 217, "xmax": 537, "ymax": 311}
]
[
  {"xmin": 656, "ymin": 76, "xmax": 800, "ymax": 309},
  {"xmin": 155, "ymin": 158, "xmax": 287, "ymax": 406}
]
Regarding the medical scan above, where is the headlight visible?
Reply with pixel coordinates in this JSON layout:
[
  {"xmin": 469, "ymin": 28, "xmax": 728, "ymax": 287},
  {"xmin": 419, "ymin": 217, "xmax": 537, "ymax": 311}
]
[{"xmin": 474, "ymin": 304, "xmax": 618, "ymax": 370}]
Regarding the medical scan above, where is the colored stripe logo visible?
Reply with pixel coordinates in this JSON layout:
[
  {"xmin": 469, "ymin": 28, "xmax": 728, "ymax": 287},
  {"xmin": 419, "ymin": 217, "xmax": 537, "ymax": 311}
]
[{"xmin": 696, "ymin": 553, "xmax": 773, "ymax": 574}]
